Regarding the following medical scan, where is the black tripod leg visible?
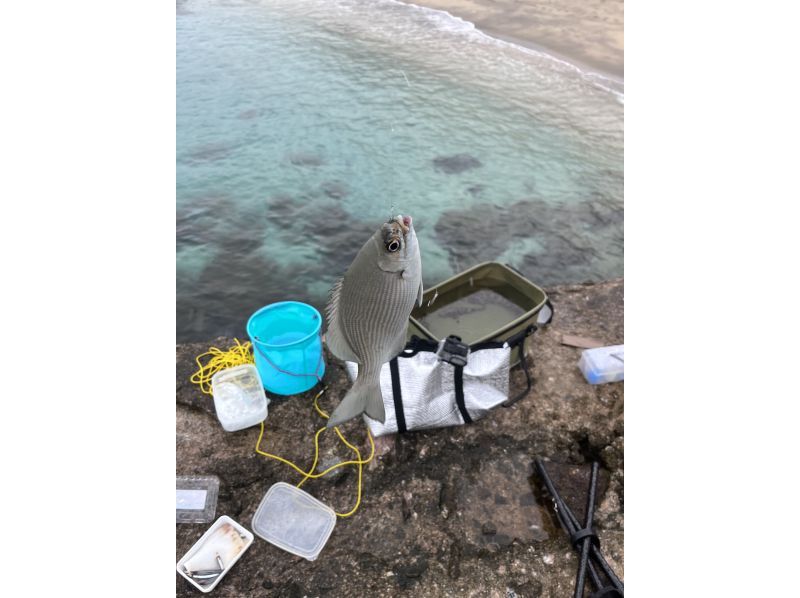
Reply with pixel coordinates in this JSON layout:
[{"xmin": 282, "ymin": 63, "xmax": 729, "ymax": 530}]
[
  {"xmin": 561, "ymin": 499, "xmax": 624, "ymax": 592},
  {"xmin": 535, "ymin": 459, "xmax": 623, "ymax": 594},
  {"xmin": 574, "ymin": 463, "xmax": 599, "ymax": 598}
]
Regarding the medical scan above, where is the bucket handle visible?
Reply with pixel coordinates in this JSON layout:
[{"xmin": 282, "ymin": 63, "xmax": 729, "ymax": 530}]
[{"xmin": 252, "ymin": 333, "xmax": 324, "ymax": 383}]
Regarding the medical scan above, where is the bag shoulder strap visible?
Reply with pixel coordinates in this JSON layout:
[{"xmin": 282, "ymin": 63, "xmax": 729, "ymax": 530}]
[
  {"xmin": 453, "ymin": 365, "xmax": 473, "ymax": 424},
  {"xmin": 502, "ymin": 325, "xmax": 537, "ymax": 407},
  {"xmin": 389, "ymin": 357, "xmax": 407, "ymax": 433}
]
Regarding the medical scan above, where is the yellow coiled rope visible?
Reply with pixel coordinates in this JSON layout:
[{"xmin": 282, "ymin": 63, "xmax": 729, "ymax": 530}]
[
  {"xmin": 190, "ymin": 338, "xmax": 254, "ymax": 395},
  {"xmin": 190, "ymin": 340, "xmax": 374, "ymax": 517}
]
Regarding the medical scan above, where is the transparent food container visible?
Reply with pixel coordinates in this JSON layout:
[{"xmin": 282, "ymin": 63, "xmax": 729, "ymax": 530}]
[
  {"xmin": 251, "ymin": 482, "xmax": 336, "ymax": 561},
  {"xmin": 176, "ymin": 475, "xmax": 220, "ymax": 524},
  {"xmin": 211, "ymin": 364, "xmax": 269, "ymax": 431}
]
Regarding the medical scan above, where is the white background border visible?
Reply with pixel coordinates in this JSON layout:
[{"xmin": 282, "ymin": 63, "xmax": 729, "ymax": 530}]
[{"xmin": 2, "ymin": 0, "xmax": 800, "ymax": 594}]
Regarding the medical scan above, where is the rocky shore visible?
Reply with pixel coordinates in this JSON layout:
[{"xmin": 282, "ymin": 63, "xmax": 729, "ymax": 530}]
[{"xmin": 176, "ymin": 279, "xmax": 624, "ymax": 597}]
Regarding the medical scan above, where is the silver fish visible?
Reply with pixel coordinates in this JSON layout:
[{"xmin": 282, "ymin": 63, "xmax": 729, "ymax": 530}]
[{"xmin": 325, "ymin": 214, "xmax": 423, "ymax": 427}]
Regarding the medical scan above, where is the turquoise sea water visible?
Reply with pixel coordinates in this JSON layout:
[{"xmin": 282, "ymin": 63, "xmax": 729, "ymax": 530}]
[{"xmin": 177, "ymin": 0, "xmax": 623, "ymax": 341}]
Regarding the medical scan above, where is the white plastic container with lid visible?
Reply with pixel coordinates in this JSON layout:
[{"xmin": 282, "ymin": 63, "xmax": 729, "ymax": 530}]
[
  {"xmin": 177, "ymin": 515, "xmax": 254, "ymax": 593},
  {"xmin": 211, "ymin": 364, "xmax": 269, "ymax": 431},
  {"xmin": 251, "ymin": 482, "xmax": 337, "ymax": 561},
  {"xmin": 578, "ymin": 344, "xmax": 624, "ymax": 385}
]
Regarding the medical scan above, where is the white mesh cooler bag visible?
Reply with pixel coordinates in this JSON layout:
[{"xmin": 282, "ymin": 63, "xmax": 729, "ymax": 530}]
[{"xmin": 345, "ymin": 325, "xmax": 539, "ymax": 437}]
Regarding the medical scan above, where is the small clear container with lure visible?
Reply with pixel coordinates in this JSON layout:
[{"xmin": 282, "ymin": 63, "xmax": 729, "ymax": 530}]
[{"xmin": 177, "ymin": 516, "xmax": 254, "ymax": 593}]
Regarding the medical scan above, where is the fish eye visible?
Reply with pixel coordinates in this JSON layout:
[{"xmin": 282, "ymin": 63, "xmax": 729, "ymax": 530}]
[{"xmin": 386, "ymin": 239, "xmax": 401, "ymax": 253}]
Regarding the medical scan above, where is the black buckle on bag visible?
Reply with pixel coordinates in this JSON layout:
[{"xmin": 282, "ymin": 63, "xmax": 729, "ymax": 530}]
[{"xmin": 436, "ymin": 335, "xmax": 470, "ymax": 367}]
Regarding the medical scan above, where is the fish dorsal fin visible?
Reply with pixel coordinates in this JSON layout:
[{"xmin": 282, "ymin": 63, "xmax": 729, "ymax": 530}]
[{"xmin": 324, "ymin": 277, "xmax": 361, "ymax": 363}]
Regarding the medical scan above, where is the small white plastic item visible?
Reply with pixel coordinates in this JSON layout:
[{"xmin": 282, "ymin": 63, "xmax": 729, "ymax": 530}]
[
  {"xmin": 578, "ymin": 344, "xmax": 624, "ymax": 384},
  {"xmin": 177, "ymin": 516, "xmax": 254, "ymax": 593},
  {"xmin": 251, "ymin": 482, "xmax": 336, "ymax": 561},
  {"xmin": 211, "ymin": 364, "xmax": 269, "ymax": 431},
  {"xmin": 176, "ymin": 475, "xmax": 220, "ymax": 523}
]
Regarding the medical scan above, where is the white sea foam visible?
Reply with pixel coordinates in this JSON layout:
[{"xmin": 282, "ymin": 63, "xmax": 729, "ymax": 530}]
[
  {"xmin": 269, "ymin": 0, "xmax": 623, "ymax": 102},
  {"xmin": 377, "ymin": 0, "xmax": 624, "ymax": 102}
]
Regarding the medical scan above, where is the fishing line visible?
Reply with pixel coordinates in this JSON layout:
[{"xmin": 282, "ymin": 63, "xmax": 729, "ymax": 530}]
[
  {"xmin": 190, "ymin": 340, "xmax": 374, "ymax": 517},
  {"xmin": 388, "ymin": 68, "xmax": 413, "ymax": 220}
]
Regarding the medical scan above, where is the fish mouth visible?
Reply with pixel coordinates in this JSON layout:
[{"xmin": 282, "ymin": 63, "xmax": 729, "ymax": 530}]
[{"xmin": 390, "ymin": 214, "xmax": 411, "ymax": 235}]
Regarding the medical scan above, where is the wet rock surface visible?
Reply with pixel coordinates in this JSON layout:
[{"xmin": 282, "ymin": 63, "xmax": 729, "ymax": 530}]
[
  {"xmin": 287, "ymin": 151, "xmax": 326, "ymax": 167},
  {"xmin": 435, "ymin": 198, "xmax": 623, "ymax": 287},
  {"xmin": 177, "ymin": 279, "xmax": 624, "ymax": 597},
  {"xmin": 432, "ymin": 153, "xmax": 483, "ymax": 174},
  {"xmin": 177, "ymin": 194, "xmax": 377, "ymax": 341},
  {"xmin": 320, "ymin": 180, "xmax": 349, "ymax": 200}
]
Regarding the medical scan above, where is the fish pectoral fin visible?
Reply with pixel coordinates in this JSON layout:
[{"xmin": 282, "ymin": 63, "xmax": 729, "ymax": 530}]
[
  {"xmin": 416, "ymin": 279, "xmax": 424, "ymax": 308},
  {"xmin": 377, "ymin": 258, "xmax": 405, "ymax": 273},
  {"xmin": 388, "ymin": 329, "xmax": 408, "ymax": 359}
]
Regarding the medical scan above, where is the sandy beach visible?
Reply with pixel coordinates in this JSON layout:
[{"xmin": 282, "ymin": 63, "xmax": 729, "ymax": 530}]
[{"xmin": 401, "ymin": 0, "xmax": 624, "ymax": 79}]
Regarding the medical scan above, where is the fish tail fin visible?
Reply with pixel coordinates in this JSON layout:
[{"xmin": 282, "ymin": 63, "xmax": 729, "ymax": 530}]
[{"xmin": 327, "ymin": 368, "xmax": 385, "ymax": 427}]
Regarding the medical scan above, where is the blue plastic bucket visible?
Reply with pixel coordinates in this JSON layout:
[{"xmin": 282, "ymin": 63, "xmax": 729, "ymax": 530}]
[{"xmin": 247, "ymin": 301, "xmax": 325, "ymax": 395}]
